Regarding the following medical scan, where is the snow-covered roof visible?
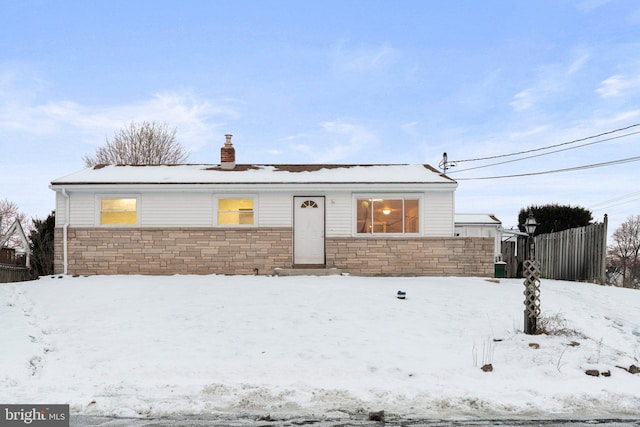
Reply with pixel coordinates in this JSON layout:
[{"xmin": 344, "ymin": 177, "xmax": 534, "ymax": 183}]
[
  {"xmin": 454, "ymin": 213, "xmax": 501, "ymax": 225},
  {"xmin": 51, "ymin": 164, "xmax": 456, "ymax": 186}
]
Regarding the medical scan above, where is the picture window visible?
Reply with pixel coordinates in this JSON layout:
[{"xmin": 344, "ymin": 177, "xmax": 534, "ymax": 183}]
[{"xmin": 356, "ymin": 198, "xmax": 419, "ymax": 234}]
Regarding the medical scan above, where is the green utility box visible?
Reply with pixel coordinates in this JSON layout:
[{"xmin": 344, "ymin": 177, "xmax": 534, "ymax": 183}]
[{"xmin": 494, "ymin": 261, "xmax": 507, "ymax": 278}]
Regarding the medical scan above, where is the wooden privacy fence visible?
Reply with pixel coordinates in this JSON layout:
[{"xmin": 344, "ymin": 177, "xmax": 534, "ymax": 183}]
[
  {"xmin": 535, "ymin": 216, "xmax": 608, "ymax": 283},
  {"xmin": 0, "ymin": 264, "xmax": 31, "ymax": 283},
  {"xmin": 501, "ymin": 238, "xmax": 526, "ymax": 278}
]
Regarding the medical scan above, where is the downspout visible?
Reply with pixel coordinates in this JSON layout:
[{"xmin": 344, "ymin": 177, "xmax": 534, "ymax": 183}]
[{"xmin": 61, "ymin": 188, "xmax": 70, "ymax": 275}]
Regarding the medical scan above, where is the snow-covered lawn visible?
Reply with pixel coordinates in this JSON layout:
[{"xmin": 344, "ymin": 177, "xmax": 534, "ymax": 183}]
[{"xmin": 1, "ymin": 275, "xmax": 639, "ymax": 421}]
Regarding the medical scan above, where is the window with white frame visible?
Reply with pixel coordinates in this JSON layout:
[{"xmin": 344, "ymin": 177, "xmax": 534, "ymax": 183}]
[
  {"xmin": 217, "ymin": 198, "xmax": 255, "ymax": 225},
  {"xmin": 100, "ymin": 198, "xmax": 137, "ymax": 225},
  {"xmin": 356, "ymin": 197, "xmax": 420, "ymax": 234}
]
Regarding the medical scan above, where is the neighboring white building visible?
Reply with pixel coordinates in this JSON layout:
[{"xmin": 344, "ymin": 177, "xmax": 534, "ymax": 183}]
[
  {"xmin": 50, "ymin": 136, "xmax": 495, "ymax": 276},
  {"xmin": 454, "ymin": 213, "xmax": 502, "ymax": 261}
]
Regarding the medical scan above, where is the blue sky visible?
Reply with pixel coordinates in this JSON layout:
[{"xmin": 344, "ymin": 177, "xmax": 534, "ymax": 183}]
[{"xmin": 1, "ymin": 0, "xmax": 639, "ymax": 233}]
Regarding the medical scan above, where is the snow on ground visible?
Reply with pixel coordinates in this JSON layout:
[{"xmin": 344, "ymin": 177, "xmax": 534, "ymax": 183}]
[{"xmin": 1, "ymin": 274, "xmax": 639, "ymax": 421}]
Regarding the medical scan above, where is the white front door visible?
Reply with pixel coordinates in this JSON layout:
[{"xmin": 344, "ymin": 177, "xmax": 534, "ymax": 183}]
[{"xmin": 293, "ymin": 196, "xmax": 325, "ymax": 265}]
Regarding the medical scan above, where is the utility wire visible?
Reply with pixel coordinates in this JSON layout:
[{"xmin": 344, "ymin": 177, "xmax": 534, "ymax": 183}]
[
  {"xmin": 455, "ymin": 155, "xmax": 640, "ymax": 180},
  {"xmin": 589, "ymin": 190, "xmax": 640, "ymax": 209},
  {"xmin": 592, "ymin": 197, "xmax": 640, "ymax": 211},
  {"xmin": 449, "ymin": 123, "xmax": 640, "ymax": 164},
  {"xmin": 448, "ymin": 130, "xmax": 640, "ymax": 174},
  {"xmin": 589, "ymin": 190, "xmax": 640, "ymax": 211}
]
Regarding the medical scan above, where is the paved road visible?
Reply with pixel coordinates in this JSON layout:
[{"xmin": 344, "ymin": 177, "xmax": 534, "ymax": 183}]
[{"xmin": 70, "ymin": 415, "xmax": 640, "ymax": 426}]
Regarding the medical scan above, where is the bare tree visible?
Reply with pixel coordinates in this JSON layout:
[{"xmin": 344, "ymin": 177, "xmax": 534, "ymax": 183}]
[
  {"xmin": 0, "ymin": 198, "xmax": 28, "ymax": 249},
  {"xmin": 608, "ymin": 215, "xmax": 640, "ymax": 288},
  {"xmin": 83, "ymin": 121, "xmax": 189, "ymax": 167}
]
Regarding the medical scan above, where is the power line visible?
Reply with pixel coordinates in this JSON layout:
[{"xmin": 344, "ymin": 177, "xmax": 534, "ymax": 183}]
[
  {"xmin": 454, "ymin": 155, "xmax": 640, "ymax": 180},
  {"xmin": 590, "ymin": 190, "xmax": 640, "ymax": 209},
  {"xmin": 592, "ymin": 197, "xmax": 640, "ymax": 211},
  {"xmin": 449, "ymin": 123, "xmax": 640, "ymax": 164},
  {"xmin": 589, "ymin": 190, "xmax": 640, "ymax": 211},
  {"xmin": 448, "ymin": 130, "xmax": 640, "ymax": 174}
]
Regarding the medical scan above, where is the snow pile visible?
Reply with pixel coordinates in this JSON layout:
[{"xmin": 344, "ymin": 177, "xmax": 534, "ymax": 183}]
[{"xmin": 1, "ymin": 275, "xmax": 639, "ymax": 420}]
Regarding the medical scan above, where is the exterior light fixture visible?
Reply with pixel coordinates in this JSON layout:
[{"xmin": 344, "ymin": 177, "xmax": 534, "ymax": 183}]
[
  {"xmin": 382, "ymin": 208, "xmax": 391, "ymax": 215},
  {"xmin": 524, "ymin": 211, "xmax": 538, "ymax": 237}
]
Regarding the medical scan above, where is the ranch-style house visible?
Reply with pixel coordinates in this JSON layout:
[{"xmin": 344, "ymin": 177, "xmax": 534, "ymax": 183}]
[{"xmin": 50, "ymin": 135, "xmax": 494, "ymax": 276}]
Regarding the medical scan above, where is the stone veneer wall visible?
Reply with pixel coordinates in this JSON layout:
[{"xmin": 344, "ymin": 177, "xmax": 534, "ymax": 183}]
[
  {"xmin": 54, "ymin": 228, "xmax": 494, "ymax": 276},
  {"xmin": 326, "ymin": 237, "xmax": 494, "ymax": 276},
  {"xmin": 54, "ymin": 227, "xmax": 293, "ymax": 276}
]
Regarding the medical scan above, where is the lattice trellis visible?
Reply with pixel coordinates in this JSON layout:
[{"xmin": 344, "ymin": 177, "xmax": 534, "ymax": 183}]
[{"xmin": 523, "ymin": 259, "xmax": 541, "ymax": 319}]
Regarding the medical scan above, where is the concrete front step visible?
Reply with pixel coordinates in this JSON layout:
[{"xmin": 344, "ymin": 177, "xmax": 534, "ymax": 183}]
[{"xmin": 273, "ymin": 267, "xmax": 342, "ymax": 276}]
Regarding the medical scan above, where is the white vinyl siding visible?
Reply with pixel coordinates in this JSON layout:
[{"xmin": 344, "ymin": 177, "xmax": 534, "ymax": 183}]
[
  {"xmin": 455, "ymin": 224, "xmax": 501, "ymax": 258},
  {"xmin": 325, "ymin": 193, "xmax": 351, "ymax": 237},
  {"xmin": 54, "ymin": 192, "xmax": 66, "ymax": 227},
  {"xmin": 54, "ymin": 183, "xmax": 456, "ymax": 236},
  {"xmin": 256, "ymin": 193, "xmax": 291, "ymax": 227},
  {"xmin": 141, "ymin": 193, "xmax": 212, "ymax": 227},
  {"xmin": 423, "ymin": 190, "xmax": 455, "ymax": 236},
  {"xmin": 60, "ymin": 192, "xmax": 96, "ymax": 227}
]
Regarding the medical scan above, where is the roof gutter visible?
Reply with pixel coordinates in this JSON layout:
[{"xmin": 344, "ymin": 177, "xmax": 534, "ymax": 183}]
[
  {"xmin": 499, "ymin": 226, "xmax": 528, "ymax": 237},
  {"xmin": 50, "ymin": 180, "xmax": 456, "ymax": 186}
]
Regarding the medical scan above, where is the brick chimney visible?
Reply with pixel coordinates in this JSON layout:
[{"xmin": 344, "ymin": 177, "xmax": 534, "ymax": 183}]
[{"xmin": 220, "ymin": 134, "xmax": 236, "ymax": 170}]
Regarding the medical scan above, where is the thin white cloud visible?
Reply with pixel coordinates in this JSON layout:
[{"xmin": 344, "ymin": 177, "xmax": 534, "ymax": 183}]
[
  {"xmin": 319, "ymin": 120, "xmax": 379, "ymax": 161},
  {"xmin": 575, "ymin": 0, "xmax": 613, "ymax": 12},
  {"xmin": 628, "ymin": 7, "xmax": 640, "ymax": 25},
  {"xmin": 332, "ymin": 40, "xmax": 401, "ymax": 73},
  {"xmin": 592, "ymin": 109, "xmax": 640, "ymax": 127},
  {"xmin": 510, "ymin": 88, "xmax": 537, "ymax": 112},
  {"xmin": 0, "ymin": 80, "xmax": 240, "ymax": 153},
  {"xmin": 596, "ymin": 73, "xmax": 640, "ymax": 98},
  {"xmin": 568, "ymin": 52, "xmax": 590, "ymax": 75},
  {"xmin": 99, "ymin": 92, "xmax": 241, "ymax": 151},
  {"xmin": 510, "ymin": 52, "xmax": 590, "ymax": 112},
  {"xmin": 401, "ymin": 121, "xmax": 419, "ymax": 130},
  {"xmin": 265, "ymin": 149, "xmax": 283, "ymax": 156},
  {"xmin": 286, "ymin": 120, "xmax": 379, "ymax": 163},
  {"xmin": 400, "ymin": 121, "xmax": 419, "ymax": 135},
  {"xmin": 507, "ymin": 125, "xmax": 550, "ymax": 139}
]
